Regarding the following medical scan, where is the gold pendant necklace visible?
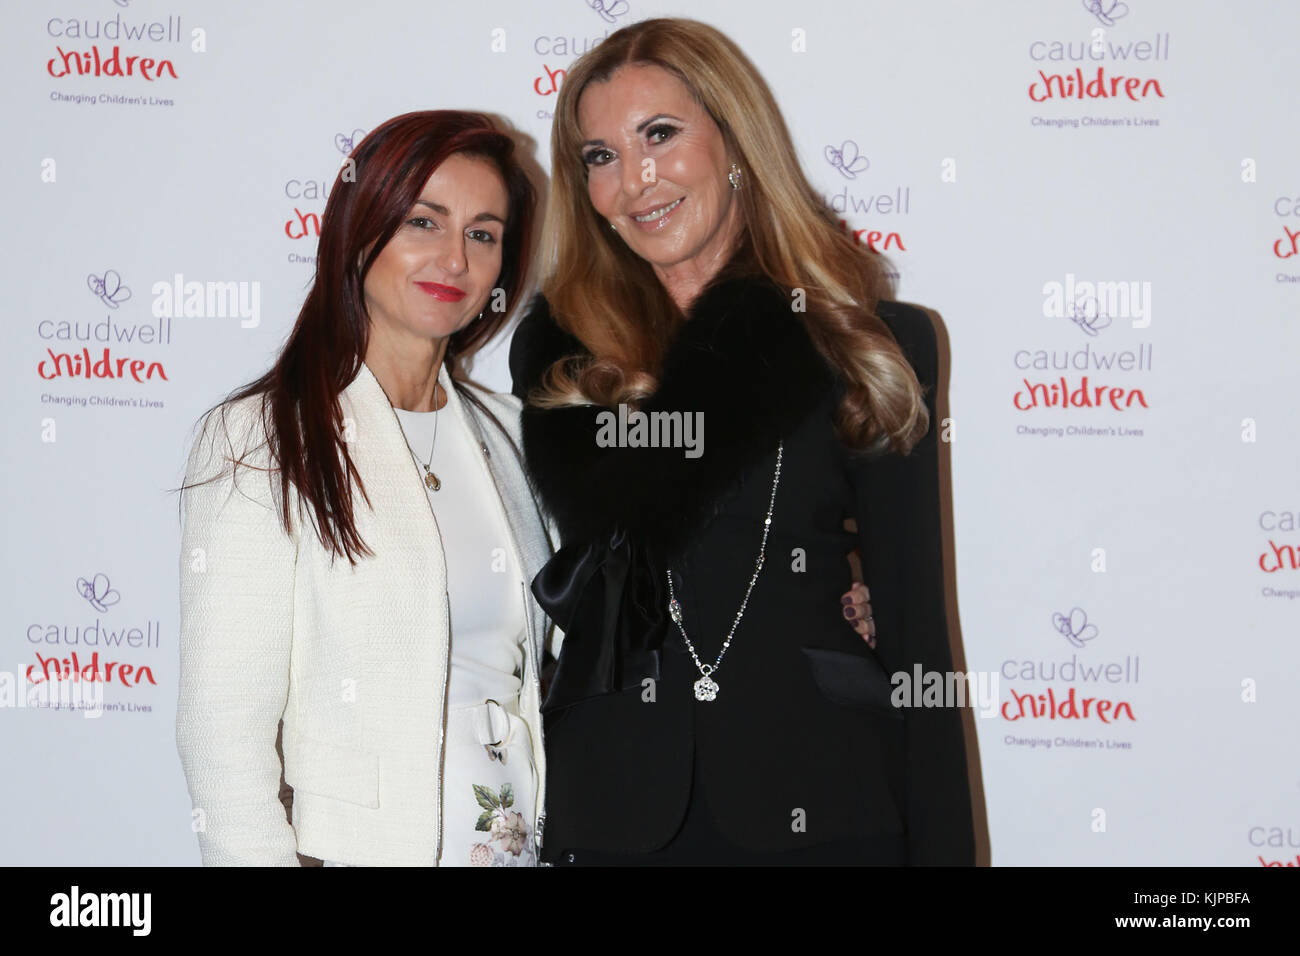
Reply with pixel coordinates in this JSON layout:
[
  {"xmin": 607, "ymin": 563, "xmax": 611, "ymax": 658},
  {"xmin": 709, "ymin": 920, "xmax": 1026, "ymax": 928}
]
[{"xmin": 397, "ymin": 383, "xmax": 443, "ymax": 492}]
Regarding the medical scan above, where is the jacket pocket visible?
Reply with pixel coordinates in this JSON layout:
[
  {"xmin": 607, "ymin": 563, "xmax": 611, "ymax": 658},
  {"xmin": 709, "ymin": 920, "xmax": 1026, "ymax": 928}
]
[
  {"xmin": 283, "ymin": 733, "xmax": 381, "ymax": 809},
  {"xmin": 800, "ymin": 646, "xmax": 902, "ymax": 721}
]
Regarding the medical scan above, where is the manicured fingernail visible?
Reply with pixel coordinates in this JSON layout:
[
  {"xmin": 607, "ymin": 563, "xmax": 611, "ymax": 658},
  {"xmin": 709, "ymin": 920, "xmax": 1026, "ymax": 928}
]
[
  {"xmin": 841, "ymin": 594, "xmax": 853, "ymax": 605},
  {"xmin": 844, "ymin": 606, "xmax": 857, "ymax": 619}
]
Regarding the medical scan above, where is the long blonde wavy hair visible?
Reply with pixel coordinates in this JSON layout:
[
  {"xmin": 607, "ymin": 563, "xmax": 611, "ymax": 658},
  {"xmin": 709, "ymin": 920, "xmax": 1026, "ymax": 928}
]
[{"xmin": 533, "ymin": 17, "xmax": 927, "ymax": 454}]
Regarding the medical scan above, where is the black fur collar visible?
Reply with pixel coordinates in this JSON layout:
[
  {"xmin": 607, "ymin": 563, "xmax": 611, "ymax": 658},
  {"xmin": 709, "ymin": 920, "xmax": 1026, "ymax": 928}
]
[{"xmin": 512, "ymin": 273, "xmax": 837, "ymax": 559}]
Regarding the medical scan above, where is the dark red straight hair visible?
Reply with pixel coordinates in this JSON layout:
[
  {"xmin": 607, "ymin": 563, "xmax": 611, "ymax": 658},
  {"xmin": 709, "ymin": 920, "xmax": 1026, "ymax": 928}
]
[{"xmin": 183, "ymin": 110, "xmax": 537, "ymax": 565}]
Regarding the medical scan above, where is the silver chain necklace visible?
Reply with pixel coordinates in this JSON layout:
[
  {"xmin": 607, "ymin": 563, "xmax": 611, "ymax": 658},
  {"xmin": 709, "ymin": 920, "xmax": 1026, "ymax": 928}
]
[
  {"xmin": 395, "ymin": 383, "xmax": 443, "ymax": 491},
  {"xmin": 666, "ymin": 440, "xmax": 783, "ymax": 702}
]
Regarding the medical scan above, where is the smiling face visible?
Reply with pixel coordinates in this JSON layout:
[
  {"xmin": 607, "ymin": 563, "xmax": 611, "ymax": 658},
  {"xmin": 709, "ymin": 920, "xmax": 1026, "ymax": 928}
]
[
  {"xmin": 362, "ymin": 152, "xmax": 508, "ymax": 349},
  {"xmin": 578, "ymin": 63, "xmax": 743, "ymax": 306}
]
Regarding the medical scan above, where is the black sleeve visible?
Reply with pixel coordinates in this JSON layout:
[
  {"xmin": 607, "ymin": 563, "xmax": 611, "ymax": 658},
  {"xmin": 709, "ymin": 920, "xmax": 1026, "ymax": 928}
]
[{"xmin": 844, "ymin": 301, "xmax": 976, "ymax": 865}]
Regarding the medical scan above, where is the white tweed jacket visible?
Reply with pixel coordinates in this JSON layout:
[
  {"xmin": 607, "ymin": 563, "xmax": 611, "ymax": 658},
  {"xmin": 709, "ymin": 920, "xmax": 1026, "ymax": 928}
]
[{"xmin": 175, "ymin": 359, "xmax": 557, "ymax": 866}]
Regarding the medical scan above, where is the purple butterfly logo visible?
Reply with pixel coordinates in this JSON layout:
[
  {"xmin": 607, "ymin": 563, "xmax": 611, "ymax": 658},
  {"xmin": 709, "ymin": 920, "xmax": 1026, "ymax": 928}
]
[
  {"xmin": 588, "ymin": 0, "xmax": 630, "ymax": 23},
  {"xmin": 825, "ymin": 140, "xmax": 869, "ymax": 179},
  {"xmin": 334, "ymin": 128, "xmax": 367, "ymax": 156},
  {"xmin": 1052, "ymin": 607, "xmax": 1098, "ymax": 648},
  {"xmin": 87, "ymin": 270, "xmax": 132, "ymax": 309},
  {"xmin": 77, "ymin": 573, "xmax": 121, "ymax": 613},
  {"xmin": 1067, "ymin": 288, "xmax": 1111, "ymax": 336},
  {"xmin": 1083, "ymin": 0, "xmax": 1129, "ymax": 26}
]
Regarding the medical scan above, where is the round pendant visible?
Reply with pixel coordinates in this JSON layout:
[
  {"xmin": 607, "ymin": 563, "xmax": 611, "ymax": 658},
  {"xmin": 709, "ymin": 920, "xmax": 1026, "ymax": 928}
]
[{"xmin": 693, "ymin": 675, "xmax": 719, "ymax": 702}]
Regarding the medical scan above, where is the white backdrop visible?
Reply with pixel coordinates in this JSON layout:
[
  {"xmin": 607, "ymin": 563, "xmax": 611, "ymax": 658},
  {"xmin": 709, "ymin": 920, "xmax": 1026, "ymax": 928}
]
[{"xmin": 2, "ymin": 0, "xmax": 1297, "ymax": 866}]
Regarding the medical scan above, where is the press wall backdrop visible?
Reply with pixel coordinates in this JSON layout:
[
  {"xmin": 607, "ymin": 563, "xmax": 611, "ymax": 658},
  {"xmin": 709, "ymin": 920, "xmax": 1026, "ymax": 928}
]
[{"xmin": 2, "ymin": 0, "xmax": 1297, "ymax": 865}]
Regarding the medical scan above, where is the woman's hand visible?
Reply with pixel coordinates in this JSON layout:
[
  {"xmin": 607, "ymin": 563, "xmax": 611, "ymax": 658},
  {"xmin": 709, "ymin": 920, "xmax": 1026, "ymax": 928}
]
[{"xmin": 841, "ymin": 582, "xmax": 876, "ymax": 648}]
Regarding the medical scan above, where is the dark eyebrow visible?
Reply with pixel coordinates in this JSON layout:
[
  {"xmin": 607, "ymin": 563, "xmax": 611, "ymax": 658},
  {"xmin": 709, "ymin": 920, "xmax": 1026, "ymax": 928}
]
[
  {"xmin": 580, "ymin": 113, "xmax": 684, "ymax": 150},
  {"xmin": 414, "ymin": 200, "xmax": 505, "ymax": 225}
]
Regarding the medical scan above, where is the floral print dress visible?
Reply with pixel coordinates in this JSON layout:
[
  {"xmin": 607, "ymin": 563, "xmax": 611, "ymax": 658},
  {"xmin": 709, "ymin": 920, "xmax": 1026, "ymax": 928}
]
[{"xmin": 442, "ymin": 698, "xmax": 538, "ymax": 867}]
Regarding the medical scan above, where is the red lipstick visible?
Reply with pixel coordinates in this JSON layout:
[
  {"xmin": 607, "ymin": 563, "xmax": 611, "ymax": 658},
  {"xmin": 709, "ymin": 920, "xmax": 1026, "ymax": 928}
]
[{"xmin": 415, "ymin": 282, "xmax": 466, "ymax": 302}]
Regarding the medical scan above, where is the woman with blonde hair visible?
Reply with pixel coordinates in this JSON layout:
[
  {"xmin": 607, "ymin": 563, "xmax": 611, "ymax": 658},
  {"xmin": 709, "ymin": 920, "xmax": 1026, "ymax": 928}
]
[{"xmin": 511, "ymin": 17, "xmax": 975, "ymax": 864}]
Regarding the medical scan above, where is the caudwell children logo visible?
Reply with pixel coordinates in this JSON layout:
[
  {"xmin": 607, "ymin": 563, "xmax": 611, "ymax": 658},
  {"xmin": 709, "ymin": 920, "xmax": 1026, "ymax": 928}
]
[
  {"xmin": 37, "ymin": 268, "xmax": 171, "ymax": 384},
  {"xmin": 818, "ymin": 139, "xmax": 907, "ymax": 262},
  {"xmin": 282, "ymin": 129, "xmax": 365, "ymax": 258},
  {"xmin": 1271, "ymin": 191, "xmax": 1300, "ymax": 283},
  {"xmin": 1257, "ymin": 509, "xmax": 1300, "ymax": 599},
  {"xmin": 1026, "ymin": 3, "xmax": 1169, "ymax": 107},
  {"xmin": 999, "ymin": 607, "xmax": 1138, "ymax": 739},
  {"xmin": 1012, "ymin": 272, "xmax": 1154, "ymax": 425},
  {"xmin": 532, "ymin": 0, "xmax": 623, "ymax": 59},
  {"xmin": 45, "ymin": 13, "xmax": 185, "ymax": 82},
  {"xmin": 24, "ymin": 572, "xmax": 162, "ymax": 709},
  {"xmin": 530, "ymin": 3, "xmax": 626, "ymax": 108},
  {"xmin": 1250, "ymin": 825, "xmax": 1300, "ymax": 867}
]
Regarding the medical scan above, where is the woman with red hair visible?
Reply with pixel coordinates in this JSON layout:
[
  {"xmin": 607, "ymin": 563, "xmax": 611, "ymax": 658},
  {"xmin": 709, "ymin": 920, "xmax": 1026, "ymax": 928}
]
[{"xmin": 175, "ymin": 111, "xmax": 553, "ymax": 867}]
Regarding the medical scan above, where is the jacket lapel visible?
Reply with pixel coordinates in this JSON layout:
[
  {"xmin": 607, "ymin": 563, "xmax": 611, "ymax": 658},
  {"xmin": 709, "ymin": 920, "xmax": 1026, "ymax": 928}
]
[
  {"xmin": 439, "ymin": 370, "xmax": 554, "ymax": 704},
  {"xmin": 345, "ymin": 360, "xmax": 551, "ymax": 663},
  {"xmin": 340, "ymin": 361, "xmax": 446, "ymax": 561},
  {"xmin": 441, "ymin": 370, "xmax": 553, "ymax": 587}
]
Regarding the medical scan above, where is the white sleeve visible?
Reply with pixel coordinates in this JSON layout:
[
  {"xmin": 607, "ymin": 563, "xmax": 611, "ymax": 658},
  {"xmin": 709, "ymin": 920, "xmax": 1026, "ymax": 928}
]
[{"xmin": 175, "ymin": 399, "xmax": 301, "ymax": 866}]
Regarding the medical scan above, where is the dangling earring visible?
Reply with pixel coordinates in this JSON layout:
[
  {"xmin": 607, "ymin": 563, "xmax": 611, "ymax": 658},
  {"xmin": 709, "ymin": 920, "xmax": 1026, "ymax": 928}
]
[{"xmin": 727, "ymin": 163, "xmax": 743, "ymax": 190}]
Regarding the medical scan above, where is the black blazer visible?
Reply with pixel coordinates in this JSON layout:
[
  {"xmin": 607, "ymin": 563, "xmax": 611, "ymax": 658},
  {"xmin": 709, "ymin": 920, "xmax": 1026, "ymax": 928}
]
[{"xmin": 509, "ymin": 272, "xmax": 975, "ymax": 864}]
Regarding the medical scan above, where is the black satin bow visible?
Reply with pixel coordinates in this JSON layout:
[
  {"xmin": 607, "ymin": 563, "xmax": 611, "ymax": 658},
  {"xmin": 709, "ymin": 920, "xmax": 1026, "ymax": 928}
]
[{"xmin": 531, "ymin": 528, "xmax": 668, "ymax": 713}]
